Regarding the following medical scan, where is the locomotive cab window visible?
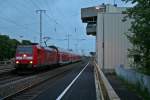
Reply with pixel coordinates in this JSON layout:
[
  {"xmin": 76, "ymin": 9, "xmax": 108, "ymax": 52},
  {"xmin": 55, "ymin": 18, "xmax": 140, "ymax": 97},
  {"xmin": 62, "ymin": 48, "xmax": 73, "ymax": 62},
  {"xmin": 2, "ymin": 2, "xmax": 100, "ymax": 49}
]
[{"xmin": 17, "ymin": 46, "xmax": 33, "ymax": 54}]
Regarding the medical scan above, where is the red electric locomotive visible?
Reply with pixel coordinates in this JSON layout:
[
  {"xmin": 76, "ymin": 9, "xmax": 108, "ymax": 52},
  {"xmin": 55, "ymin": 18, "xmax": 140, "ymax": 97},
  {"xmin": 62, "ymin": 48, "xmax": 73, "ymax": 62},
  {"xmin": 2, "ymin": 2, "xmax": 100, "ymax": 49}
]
[
  {"xmin": 15, "ymin": 45, "xmax": 58, "ymax": 69},
  {"xmin": 15, "ymin": 45, "xmax": 81, "ymax": 70}
]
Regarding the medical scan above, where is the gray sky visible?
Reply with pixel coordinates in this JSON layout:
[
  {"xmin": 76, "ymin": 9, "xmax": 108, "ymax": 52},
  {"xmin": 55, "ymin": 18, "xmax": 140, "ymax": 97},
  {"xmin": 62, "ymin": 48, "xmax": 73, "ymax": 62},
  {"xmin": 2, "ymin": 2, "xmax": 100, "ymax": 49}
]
[{"xmin": 0, "ymin": 0, "xmax": 132, "ymax": 55}]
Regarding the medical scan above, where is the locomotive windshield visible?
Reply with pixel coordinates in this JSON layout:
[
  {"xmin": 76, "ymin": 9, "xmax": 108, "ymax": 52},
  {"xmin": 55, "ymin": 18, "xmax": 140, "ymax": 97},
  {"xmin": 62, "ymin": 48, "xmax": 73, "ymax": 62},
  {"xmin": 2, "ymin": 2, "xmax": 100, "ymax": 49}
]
[{"xmin": 17, "ymin": 46, "xmax": 33, "ymax": 54}]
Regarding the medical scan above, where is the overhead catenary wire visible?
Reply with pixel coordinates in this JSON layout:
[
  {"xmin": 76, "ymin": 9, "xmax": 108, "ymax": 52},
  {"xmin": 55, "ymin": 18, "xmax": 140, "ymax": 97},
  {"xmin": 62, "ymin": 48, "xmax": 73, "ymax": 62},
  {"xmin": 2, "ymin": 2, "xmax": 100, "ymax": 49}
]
[
  {"xmin": 0, "ymin": 0, "xmax": 40, "ymax": 35},
  {"xmin": 29, "ymin": 0, "xmax": 68, "ymax": 34},
  {"xmin": 29, "ymin": 0, "xmax": 61, "ymax": 44},
  {"xmin": 11, "ymin": 1, "xmax": 35, "ymax": 18},
  {"xmin": 29, "ymin": 0, "xmax": 63, "ymax": 33},
  {"xmin": 37, "ymin": 0, "xmax": 70, "ymax": 33},
  {"xmin": 40, "ymin": 0, "xmax": 83, "ymax": 35},
  {"xmin": 30, "ymin": 0, "xmax": 58, "ymax": 24},
  {"xmin": 0, "ymin": 16, "xmax": 37, "ymax": 33},
  {"xmin": 1, "ymin": 0, "xmax": 36, "ymax": 22}
]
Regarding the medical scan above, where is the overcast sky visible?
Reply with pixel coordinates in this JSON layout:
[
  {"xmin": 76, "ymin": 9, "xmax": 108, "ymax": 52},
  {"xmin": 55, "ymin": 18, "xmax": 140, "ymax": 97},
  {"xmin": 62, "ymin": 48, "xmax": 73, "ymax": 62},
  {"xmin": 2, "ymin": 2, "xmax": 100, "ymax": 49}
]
[{"xmin": 0, "ymin": 0, "xmax": 132, "ymax": 55}]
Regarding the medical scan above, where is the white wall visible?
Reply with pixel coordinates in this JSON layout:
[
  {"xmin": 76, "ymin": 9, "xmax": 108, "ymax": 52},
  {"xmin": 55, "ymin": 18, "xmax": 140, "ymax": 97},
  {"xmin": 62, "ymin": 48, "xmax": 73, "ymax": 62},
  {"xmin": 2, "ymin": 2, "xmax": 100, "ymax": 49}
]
[{"xmin": 96, "ymin": 13, "xmax": 132, "ymax": 71}]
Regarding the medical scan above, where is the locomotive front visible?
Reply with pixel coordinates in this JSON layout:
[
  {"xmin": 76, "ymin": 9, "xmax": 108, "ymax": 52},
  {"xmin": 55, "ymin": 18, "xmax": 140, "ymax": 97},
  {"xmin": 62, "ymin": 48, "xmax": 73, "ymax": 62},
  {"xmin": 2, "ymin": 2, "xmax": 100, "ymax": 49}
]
[{"xmin": 15, "ymin": 45, "xmax": 34, "ymax": 69}]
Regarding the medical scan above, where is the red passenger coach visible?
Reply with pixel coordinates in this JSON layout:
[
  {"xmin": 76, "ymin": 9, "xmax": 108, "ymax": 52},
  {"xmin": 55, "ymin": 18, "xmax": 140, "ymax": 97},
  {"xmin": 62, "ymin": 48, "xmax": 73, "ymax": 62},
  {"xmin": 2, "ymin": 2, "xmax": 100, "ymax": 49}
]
[
  {"xmin": 57, "ymin": 48, "xmax": 72, "ymax": 65},
  {"xmin": 15, "ymin": 45, "xmax": 81, "ymax": 70}
]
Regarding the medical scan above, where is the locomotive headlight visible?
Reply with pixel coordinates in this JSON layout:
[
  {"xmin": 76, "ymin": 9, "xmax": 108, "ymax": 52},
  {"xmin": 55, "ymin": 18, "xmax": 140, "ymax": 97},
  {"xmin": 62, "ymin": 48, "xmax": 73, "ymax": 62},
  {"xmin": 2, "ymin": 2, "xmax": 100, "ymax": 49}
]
[
  {"xmin": 23, "ymin": 54, "xmax": 27, "ymax": 57},
  {"xmin": 29, "ymin": 61, "xmax": 33, "ymax": 64},
  {"xmin": 16, "ymin": 61, "xmax": 19, "ymax": 64}
]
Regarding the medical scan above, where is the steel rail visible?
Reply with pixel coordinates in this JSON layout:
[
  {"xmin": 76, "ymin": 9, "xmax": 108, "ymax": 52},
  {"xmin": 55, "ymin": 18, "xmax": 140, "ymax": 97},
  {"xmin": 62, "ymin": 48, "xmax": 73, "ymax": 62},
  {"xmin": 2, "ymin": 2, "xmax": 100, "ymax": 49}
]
[{"xmin": 0, "ymin": 62, "xmax": 82, "ymax": 100}]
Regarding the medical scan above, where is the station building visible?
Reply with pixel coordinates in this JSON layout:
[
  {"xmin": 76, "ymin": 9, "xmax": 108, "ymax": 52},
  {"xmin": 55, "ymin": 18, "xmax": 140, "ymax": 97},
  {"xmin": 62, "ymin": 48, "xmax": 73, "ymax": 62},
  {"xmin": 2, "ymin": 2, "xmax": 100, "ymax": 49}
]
[{"xmin": 81, "ymin": 4, "xmax": 132, "ymax": 72}]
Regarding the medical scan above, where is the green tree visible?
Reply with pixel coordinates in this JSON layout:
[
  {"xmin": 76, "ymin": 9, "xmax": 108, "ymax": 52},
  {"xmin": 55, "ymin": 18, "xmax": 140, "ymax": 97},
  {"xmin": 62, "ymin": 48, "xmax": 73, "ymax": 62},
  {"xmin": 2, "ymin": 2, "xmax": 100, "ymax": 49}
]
[
  {"xmin": 8, "ymin": 39, "xmax": 21, "ymax": 58},
  {"xmin": 0, "ymin": 35, "xmax": 33, "ymax": 61},
  {"xmin": 0, "ymin": 35, "xmax": 10, "ymax": 60},
  {"xmin": 122, "ymin": 0, "xmax": 150, "ymax": 74},
  {"xmin": 21, "ymin": 40, "xmax": 32, "ymax": 45},
  {"xmin": 0, "ymin": 35, "xmax": 21, "ymax": 60}
]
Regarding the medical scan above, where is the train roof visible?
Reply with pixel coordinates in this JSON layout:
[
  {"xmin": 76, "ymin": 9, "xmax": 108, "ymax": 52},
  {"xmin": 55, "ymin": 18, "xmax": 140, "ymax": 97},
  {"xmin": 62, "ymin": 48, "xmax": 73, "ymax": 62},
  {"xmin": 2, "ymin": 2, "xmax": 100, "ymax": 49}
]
[
  {"xmin": 44, "ymin": 46, "xmax": 56, "ymax": 51},
  {"xmin": 17, "ymin": 45, "xmax": 80, "ymax": 55},
  {"xmin": 17, "ymin": 45, "xmax": 55, "ymax": 51},
  {"xmin": 48, "ymin": 45, "xmax": 79, "ymax": 54}
]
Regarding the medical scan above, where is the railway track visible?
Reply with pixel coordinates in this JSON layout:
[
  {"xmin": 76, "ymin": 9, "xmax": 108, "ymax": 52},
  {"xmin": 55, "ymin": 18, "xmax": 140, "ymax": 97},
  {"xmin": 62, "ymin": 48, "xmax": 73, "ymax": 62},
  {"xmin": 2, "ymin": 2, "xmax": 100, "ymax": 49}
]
[
  {"xmin": 0, "ymin": 62, "xmax": 83, "ymax": 100},
  {"xmin": 0, "ymin": 69, "xmax": 31, "ymax": 86},
  {"xmin": 0, "ymin": 64, "xmax": 15, "ymax": 74},
  {"xmin": 10, "ymin": 69, "xmax": 72, "ymax": 100},
  {"xmin": 0, "ymin": 75, "xmax": 25, "ymax": 86}
]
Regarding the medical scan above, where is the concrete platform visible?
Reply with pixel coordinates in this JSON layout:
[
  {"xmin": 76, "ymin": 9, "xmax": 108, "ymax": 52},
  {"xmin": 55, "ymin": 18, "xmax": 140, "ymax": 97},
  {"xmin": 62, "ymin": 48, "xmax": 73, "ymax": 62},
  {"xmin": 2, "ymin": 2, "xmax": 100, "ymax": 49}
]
[
  {"xmin": 33, "ymin": 62, "xmax": 97, "ymax": 100},
  {"xmin": 106, "ymin": 74, "xmax": 142, "ymax": 100}
]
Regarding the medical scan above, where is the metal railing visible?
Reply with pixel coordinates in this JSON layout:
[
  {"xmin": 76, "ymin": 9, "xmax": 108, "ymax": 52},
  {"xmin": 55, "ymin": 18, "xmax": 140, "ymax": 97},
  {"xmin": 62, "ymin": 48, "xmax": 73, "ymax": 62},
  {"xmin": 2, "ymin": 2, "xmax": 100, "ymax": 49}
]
[
  {"xmin": 0, "ymin": 60, "xmax": 13, "ymax": 66},
  {"xmin": 0, "ymin": 60, "xmax": 14, "ymax": 73},
  {"xmin": 94, "ymin": 60, "xmax": 120, "ymax": 100}
]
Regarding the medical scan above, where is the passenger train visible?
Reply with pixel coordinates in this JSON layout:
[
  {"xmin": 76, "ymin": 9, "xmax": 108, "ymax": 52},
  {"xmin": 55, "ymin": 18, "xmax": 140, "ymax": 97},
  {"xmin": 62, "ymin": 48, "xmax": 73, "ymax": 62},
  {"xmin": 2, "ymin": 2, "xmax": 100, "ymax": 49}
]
[{"xmin": 15, "ymin": 45, "xmax": 81, "ymax": 70}]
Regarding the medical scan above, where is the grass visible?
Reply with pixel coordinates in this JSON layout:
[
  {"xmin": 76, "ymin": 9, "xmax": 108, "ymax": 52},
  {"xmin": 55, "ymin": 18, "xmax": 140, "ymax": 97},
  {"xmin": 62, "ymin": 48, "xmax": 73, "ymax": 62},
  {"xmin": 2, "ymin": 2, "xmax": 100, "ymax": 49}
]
[
  {"xmin": 118, "ymin": 76, "xmax": 150, "ymax": 100},
  {"xmin": 137, "ymin": 69, "xmax": 150, "ymax": 76}
]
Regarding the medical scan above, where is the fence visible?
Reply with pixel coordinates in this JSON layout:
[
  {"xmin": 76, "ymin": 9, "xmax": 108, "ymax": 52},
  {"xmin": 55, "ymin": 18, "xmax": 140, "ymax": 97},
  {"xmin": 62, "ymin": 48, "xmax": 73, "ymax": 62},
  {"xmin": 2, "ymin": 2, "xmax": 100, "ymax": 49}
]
[
  {"xmin": 94, "ymin": 61, "xmax": 120, "ymax": 100},
  {"xmin": 0, "ymin": 60, "xmax": 13, "ymax": 66},
  {"xmin": 115, "ymin": 66, "xmax": 150, "ymax": 94}
]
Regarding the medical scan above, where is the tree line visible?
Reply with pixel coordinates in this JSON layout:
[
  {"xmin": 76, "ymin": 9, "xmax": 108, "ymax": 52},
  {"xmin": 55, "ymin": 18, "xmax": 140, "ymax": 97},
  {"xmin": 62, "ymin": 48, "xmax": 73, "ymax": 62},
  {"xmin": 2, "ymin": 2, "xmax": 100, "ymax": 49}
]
[
  {"xmin": 122, "ymin": 0, "xmax": 150, "ymax": 75},
  {"xmin": 0, "ymin": 35, "xmax": 32, "ymax": 61}
]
